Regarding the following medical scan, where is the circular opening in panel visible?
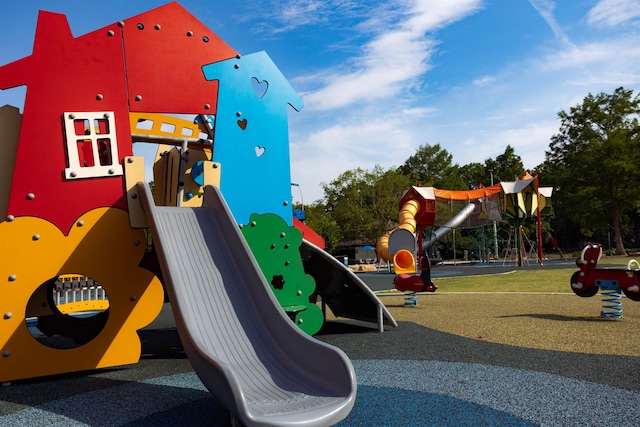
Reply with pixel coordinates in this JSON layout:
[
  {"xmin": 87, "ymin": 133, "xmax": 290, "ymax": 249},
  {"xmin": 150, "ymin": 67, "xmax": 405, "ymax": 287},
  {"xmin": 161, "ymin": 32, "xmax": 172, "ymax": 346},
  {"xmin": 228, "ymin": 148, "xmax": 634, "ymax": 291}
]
[{"xmin": 26, "ymin": 274, "xmax": 110, "ymax": 349}]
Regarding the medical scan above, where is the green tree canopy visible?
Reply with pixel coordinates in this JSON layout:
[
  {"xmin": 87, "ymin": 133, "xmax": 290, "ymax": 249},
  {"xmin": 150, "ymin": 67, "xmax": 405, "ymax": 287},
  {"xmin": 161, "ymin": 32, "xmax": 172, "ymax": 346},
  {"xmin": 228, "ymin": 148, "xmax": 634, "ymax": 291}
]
[
  {"xmin": 399, "ymin": 143, "xmax": 467, "ymax": 189},
  {"xmin": 484, "ymin": 145, "xmax": 525, "ymax": 183},
  {"xmin": 320, "ymin": 166, "xmax": 411, "ymax": 248},
  {"xmin": 544, "ymin": 86, "xmax": 640, "ymax": 255}
]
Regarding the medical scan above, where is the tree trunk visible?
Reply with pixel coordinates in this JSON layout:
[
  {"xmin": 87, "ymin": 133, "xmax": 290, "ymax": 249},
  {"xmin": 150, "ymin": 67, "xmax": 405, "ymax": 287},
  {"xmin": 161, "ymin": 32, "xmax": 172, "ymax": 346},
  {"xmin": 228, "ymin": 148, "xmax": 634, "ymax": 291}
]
[{"xmin": 612, "ymin": 211, "xmax": 627, "ymax": 255}]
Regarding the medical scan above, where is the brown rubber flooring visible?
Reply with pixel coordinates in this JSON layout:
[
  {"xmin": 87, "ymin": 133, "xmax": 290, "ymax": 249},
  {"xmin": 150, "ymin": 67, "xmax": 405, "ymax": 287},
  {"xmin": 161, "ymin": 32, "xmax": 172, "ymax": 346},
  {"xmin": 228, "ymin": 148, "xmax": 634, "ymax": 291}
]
[{"xmin": 319, "ymin": 292, "xmax": 640, "ymax": 391}]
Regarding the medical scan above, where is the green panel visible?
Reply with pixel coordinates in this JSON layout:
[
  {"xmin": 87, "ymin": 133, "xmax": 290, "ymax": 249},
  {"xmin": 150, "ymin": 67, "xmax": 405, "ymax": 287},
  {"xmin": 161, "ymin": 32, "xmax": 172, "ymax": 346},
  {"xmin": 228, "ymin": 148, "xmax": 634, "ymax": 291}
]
[{"xmin": 241, "ymin": 213, "xmax": 323, "ymax": 335}]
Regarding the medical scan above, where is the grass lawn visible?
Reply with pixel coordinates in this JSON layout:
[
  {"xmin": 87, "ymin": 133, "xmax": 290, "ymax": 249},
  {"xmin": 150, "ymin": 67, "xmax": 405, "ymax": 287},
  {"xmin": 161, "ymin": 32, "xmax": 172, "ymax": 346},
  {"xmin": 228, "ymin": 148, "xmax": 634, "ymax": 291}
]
[
  {"xmin": 433, "ymin": 269, "xmax": 574, "ymax": 293},
  {"xmin": 397, "ymin": 256, "xmax": 637, "ymax": 293}
]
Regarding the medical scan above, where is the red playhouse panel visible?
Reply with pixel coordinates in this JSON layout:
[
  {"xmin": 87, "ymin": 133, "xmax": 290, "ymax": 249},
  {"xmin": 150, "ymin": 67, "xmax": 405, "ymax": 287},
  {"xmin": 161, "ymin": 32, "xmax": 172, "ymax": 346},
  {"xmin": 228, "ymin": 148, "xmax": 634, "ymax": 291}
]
[
  {"xmin": 293, "ymin": 218, "xmax": 325, "ymax": 250},
  {"xmin": 398, "ymin": 188, "xmax": 436, "ymax": 227},
  {"xmin": 122, "ymin": 2, "xmax": 238, "ymax": 115},
  {"xmin": 0, "ymin": 3, "xmax": 239, "ymax": 234},
  {"xmin": 0, "ymin": 12, "xmax": 131, "ymax": 233}
]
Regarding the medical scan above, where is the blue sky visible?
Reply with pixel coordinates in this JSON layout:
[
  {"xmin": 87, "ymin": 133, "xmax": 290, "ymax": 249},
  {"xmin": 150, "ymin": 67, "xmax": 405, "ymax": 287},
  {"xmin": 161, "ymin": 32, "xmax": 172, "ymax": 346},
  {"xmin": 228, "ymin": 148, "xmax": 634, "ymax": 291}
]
[{"xmin": 2, "ymin": 0, "xmax": 640, "ymax": 203}]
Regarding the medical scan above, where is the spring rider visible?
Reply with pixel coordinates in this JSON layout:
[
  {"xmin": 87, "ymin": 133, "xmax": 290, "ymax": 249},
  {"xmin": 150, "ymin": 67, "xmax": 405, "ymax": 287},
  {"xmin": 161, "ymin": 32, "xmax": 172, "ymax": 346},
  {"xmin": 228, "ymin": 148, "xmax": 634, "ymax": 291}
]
[{"xmin": 570, "ymin": 243, "xmax": 640, "ymax": 318}]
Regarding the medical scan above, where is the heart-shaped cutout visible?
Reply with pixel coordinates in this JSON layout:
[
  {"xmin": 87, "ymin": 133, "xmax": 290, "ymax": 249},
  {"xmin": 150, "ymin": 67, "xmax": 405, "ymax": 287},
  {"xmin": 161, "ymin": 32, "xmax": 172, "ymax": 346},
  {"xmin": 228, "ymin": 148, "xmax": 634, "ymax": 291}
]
[
  {"xmin": 251, "ymin": 77, "xmax": 268, "ymax": 98},
  {"xmin": 237, "ymin": 118, "xmax": 247, "ymax": 130},
  {"xmin": 255, "ymin": 146, "xmax": 266, "ymax": 157}
]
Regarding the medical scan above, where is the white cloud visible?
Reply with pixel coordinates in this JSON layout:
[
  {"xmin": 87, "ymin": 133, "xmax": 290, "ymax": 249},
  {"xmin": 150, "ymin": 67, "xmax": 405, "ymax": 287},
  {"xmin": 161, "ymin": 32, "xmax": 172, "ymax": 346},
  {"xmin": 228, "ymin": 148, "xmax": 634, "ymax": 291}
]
[
  {"xmin": 528, "ymin": 0, "xmax": 575, "ymax": 47},
  {"xmin": 300, "ymin": 0, "xmax": 483, "ymax": 111},
  {"xmin": 473, "ymin": 75, "xmax": 496, "ymax": 86},
  {"xmin": 290, "ymin": 113, "xmax": 418, "ymax": 202},
  {"xmin": 536, "ymin": 35, "xmax": 640, "ymax": 90},
  {"xmin": 244, "ymin": 0, "xmax": 364, "ymax": 34},
  {"xmin": 288, "ymin": 0, "xmax": 640, "ymax": 202},
  {"xmin": 587, "ymin": 0, "xmax": 640, "ymax": 27}
]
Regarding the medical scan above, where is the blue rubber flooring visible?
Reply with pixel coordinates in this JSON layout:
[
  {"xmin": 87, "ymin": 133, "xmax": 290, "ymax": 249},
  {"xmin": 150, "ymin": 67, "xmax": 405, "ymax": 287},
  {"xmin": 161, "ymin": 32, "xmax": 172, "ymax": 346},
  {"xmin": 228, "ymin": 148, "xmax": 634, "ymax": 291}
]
[{"xmin": 3, "ymin": 360, "xmax": 639, "ymax": 426}]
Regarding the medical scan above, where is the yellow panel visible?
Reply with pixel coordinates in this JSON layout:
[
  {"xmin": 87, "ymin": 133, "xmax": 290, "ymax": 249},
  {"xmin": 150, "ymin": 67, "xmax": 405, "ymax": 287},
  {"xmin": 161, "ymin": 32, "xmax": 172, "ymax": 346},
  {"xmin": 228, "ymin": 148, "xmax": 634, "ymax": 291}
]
[
  {"xmin": 0, "ymin": 208, "xmax": 164, "ymax": 382},
  {"xmin": 130, "ymin": 112, "xmax": 210, "ymax": 143},
  {"xmin": 517, "ymin": 192, "xmax": 526, "ymax": 217},
  {"xmin": 181, "ymin": 153, "xmax": 221, "ymax": 207},
  {"xmin": 203, "ymin": 161, "xmax": 221, "ymax": 188},
  {"xmin": 124, "ymin": 156, "xmax": 148, "ymax": 228},
  {"xmin": 0, "ymin": 105, "xmax": 22, "ymax": 218},
  {"xmin": 57, "ymin": 300, "xmax": 110, "ymax": 314}
]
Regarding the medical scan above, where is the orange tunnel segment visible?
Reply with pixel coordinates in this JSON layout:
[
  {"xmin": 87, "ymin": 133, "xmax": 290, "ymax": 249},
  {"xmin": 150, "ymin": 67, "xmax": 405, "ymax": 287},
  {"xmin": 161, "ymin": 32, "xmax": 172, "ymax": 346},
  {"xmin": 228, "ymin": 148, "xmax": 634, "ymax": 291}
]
[{"xmin": 393, "ymin": 249, "xmax": 416, "ymax": 275}]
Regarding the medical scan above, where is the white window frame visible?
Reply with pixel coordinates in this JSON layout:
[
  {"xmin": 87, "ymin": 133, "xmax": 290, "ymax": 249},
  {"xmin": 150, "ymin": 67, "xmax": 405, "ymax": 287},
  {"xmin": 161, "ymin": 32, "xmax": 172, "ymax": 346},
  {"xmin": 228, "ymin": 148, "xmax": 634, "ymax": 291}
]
[{"xmin": 63, "ymin": 111, "xmax": 123, "ymax": 180}]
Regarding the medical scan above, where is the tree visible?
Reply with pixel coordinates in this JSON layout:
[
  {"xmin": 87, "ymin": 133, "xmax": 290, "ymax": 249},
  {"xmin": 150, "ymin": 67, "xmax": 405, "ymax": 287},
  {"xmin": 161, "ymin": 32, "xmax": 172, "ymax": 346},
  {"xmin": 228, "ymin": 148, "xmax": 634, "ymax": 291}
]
[
  {"xmin": 400, "ymin": 143, "xmax": 467, "ymax": 189},
  {"xmin": 484, "ymin": 145, "xmax": 525, "ymax": 183},
  {"xmin": 458, "ymin": 162, "xmax": 486, "ymax": 189},
  {"xmin": 303, "ymin": 202, "xmax": 341, "ymax": 253},
  {"xmin": 319, "ymin": 166, "xmax": 411, "ymax": 251},
  {"xmin": 544, "ymin": 87, "xmax": 640, "ymax": 255}
]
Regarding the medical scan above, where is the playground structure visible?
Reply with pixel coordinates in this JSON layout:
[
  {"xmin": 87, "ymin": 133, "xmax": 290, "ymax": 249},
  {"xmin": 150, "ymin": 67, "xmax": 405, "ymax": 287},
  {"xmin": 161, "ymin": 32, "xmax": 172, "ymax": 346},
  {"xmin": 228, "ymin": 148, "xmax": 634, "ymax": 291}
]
[
  {"xmin": 570, "ymin": 243, "xmax": 640, "ymax": 318},
  {"xmin": 0, "ymin": 3, "xmax": 402, "ymax": 425},
  {"xmin": 376, "ymin": 174, "xmax": 553, "ymax": 294}
]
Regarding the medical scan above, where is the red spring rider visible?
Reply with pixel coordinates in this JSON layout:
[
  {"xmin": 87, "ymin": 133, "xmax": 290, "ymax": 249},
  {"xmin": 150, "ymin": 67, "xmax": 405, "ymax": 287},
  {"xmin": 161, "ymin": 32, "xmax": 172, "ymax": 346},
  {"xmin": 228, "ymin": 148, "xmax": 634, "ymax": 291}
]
[
  {"xmin": 394, "ymin": 251, "xmax": 438, "ymax": 293},
  {"xmin": 570, "ymin": 243, "xmax": 640, "ymax": 300}
]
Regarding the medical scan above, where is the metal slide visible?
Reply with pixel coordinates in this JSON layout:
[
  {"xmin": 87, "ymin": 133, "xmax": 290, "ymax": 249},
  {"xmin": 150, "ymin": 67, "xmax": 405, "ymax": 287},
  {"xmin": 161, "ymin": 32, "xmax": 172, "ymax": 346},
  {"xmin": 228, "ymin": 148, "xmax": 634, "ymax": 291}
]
[
  {"xmin": 138, "ymin": 183, "xmax": 356, "ymax": 427},
  {"xmin": 424, "ymin": 203, "xmax": 476, "ymax": 249}
]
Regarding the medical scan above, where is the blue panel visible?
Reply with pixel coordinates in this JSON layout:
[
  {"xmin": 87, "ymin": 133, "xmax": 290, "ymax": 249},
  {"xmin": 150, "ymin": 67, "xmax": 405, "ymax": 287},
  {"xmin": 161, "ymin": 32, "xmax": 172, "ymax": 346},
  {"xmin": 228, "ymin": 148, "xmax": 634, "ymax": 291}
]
[{"xmin": 202, "ymin": 51, "xmax": 302, "ymax": 225}]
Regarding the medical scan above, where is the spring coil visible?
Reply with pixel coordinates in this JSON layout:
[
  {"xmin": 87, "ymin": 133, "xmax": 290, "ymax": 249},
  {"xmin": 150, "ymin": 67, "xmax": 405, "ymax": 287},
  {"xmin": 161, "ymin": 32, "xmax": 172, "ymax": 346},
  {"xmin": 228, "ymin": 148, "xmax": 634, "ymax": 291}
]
[
  {"xmin": 404, "ymin": 292, "xmax": 418, "ymax": 307},
  {"xmin": 600, "ymin": 283, "xmax": 623, "ymax": 319}
]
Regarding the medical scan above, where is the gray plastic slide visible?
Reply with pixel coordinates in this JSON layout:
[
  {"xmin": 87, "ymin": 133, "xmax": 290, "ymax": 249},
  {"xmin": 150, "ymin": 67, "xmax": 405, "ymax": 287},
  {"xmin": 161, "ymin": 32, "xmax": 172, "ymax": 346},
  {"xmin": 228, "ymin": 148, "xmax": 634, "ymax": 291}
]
[{"xmin": 138, "ymin": 183, "xmax": 356, "ymax": 427}]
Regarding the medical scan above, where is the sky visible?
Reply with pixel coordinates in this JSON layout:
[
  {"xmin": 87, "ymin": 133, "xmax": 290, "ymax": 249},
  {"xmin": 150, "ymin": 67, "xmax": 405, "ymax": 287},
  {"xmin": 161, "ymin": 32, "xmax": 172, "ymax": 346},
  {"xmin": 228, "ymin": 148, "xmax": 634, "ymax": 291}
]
[{"xmin": 2, "ymin": 0, "xmax": 640, "ymax": 204}]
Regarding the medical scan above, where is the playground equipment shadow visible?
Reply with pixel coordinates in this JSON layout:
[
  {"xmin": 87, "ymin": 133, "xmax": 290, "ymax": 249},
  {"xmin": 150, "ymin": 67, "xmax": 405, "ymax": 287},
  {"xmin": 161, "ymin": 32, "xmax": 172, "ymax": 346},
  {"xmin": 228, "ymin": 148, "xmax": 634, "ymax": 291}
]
[{"xmin": 2, "ymin": 282, "xmax": 640, "ymax": 426}]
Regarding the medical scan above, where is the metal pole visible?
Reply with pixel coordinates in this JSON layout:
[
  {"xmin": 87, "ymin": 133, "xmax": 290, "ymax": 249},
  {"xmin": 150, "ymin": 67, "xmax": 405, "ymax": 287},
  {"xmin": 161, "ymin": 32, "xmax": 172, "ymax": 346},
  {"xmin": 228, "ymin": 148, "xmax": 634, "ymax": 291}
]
[
  {"xmin": 535, "ymin": 175, "xmax": 544, "ymax": 265},
  {"xmin": 491, "ymin": 171, "xmax": 499, "ymax": 260},
  {"xmin": 291, "ymin": 182, "xmax": 304, "ymax": 209}
]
